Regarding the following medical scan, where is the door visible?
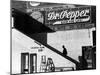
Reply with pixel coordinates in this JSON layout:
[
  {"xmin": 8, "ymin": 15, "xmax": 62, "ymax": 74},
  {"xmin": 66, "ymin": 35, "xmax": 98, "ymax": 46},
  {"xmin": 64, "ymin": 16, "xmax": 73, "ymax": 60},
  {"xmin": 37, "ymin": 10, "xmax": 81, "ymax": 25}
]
[
  {"xmin": 82, "ymin": 46, "xmax": 93, "ymax": 69},
  {"xmin": 21, "ymin": 53, "xmax": 29, "ymax": 74},
  {"xmin": 30, "ymin": 54, "xmax": 37, "ymax": 73}
]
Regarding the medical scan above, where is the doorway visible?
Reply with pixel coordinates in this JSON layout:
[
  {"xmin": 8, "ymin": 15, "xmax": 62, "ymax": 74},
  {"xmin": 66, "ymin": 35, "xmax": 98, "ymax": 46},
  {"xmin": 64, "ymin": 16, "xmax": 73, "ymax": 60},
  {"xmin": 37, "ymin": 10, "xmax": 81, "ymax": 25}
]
[
  {"xmin": 21, "ymin": 53, "xmax": 29, "ymax": 74},
  {"xmin": 82, "ymin": 46, "xmax": 93, "ymax": 69},
  {"xmin": 21, "ymin": 53, "xmax": 37, "ymax": 74},
  {"xmin": 30, "ymin": 53, "xmax": 37, "ymax": 73}
]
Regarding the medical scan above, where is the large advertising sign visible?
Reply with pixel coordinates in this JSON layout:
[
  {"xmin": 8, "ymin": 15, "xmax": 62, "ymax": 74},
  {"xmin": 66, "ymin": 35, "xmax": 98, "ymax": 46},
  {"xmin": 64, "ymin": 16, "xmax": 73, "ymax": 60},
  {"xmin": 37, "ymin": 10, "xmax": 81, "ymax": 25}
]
[{"xmin": 45, "ymin": 7, "xmax": 91, "ymax": 25}]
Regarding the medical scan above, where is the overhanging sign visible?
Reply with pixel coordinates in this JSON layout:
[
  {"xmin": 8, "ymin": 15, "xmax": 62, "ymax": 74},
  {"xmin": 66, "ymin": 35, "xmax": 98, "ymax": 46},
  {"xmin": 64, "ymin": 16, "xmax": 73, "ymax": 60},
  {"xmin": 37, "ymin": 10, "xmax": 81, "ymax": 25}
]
[{"xmin": 45, "ymin": 7, "xmax": 91, "ymax": 25}]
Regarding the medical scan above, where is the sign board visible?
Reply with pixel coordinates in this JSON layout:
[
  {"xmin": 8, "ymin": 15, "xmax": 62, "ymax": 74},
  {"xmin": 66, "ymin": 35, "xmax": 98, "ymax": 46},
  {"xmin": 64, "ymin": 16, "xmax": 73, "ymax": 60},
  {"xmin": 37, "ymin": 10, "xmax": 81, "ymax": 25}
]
[
  {"xmin": 30, "ymin": 40, "xmax": 45, "ymax": 52},
  {"xmin": 45, "ymin": 7, "xmax": 91, "ymax": 25},
  {"xmin": 48, "ymin": 23, "xmax": 94, "ymax": 31},
  {"xmin": 26, "ymin": 1, "xmax": 69, "ymax": 12}
]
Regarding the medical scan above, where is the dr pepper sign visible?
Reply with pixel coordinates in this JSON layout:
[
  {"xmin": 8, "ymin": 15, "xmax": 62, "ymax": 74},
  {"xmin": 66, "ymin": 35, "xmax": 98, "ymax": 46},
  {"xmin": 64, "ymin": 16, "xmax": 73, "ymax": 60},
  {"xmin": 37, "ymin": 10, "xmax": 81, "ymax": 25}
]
[{"xmin": 45, "ymin": 7, "xmax": 91, "ymax": 25}]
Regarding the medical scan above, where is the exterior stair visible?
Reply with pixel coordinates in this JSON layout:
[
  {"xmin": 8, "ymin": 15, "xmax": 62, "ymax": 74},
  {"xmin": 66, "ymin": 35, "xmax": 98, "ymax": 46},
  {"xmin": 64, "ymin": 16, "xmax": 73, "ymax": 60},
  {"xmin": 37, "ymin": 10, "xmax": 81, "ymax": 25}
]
[{"xmin": 12, "ymin": 9, "xmax": 80, "ymax": 70}]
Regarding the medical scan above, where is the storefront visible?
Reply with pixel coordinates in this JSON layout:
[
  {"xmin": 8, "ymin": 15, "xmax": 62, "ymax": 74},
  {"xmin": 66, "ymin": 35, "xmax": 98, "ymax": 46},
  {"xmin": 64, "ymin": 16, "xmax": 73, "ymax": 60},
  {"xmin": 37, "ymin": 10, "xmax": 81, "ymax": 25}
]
[{"xmin": 12, "ymin": 1, "xmax": 96, "ymax": 74}]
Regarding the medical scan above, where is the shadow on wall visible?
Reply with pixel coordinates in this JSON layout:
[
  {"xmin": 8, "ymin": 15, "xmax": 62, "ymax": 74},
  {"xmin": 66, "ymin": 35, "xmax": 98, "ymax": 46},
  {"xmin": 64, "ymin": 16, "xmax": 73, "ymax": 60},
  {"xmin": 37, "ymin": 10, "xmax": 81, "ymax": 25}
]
[
  {"xmin": 30, "ymin": 33, "xmax": 47, "ymax": 44},
  {"xmin": 12, "ymin": 8, "xmax": 54, "ymax": 34}
]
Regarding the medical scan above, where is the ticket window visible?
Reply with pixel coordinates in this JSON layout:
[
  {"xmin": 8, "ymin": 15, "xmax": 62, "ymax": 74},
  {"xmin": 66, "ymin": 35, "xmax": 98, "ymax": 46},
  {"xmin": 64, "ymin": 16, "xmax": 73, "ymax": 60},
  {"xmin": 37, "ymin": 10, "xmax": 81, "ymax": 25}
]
[
  {"xmin": 21, "ymin": 53, "xmax": 29, "ymax": 74},
  {"xmin": 30, "ymin": 54, "xmax": 37, "ymax": 73}
]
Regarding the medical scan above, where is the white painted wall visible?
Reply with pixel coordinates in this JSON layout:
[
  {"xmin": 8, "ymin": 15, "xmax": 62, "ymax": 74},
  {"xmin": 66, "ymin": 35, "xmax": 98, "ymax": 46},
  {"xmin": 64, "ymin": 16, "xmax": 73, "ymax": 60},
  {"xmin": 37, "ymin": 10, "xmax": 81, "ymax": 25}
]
[
  {"xmin": 47, "ymin": 28, "xmax": 94, "ymax": 61},
  {"xmin": 12, "ymin": 29, "xmax": 39, "ymax": 74},
  {"xmin": 12, "ymin": 27, "xmax": 95, "ymax": 74},
  {"xmin": 12, "ymin": 29, "xmax": 75, "ymax": 74}
]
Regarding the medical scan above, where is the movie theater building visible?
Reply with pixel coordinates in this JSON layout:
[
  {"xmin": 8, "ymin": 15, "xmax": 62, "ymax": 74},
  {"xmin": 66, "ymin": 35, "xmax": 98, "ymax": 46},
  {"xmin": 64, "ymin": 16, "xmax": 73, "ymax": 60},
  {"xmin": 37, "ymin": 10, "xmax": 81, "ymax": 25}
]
[{"xmin": 12, "ymin": 1, "xmax": 96, "ymax": 74}]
